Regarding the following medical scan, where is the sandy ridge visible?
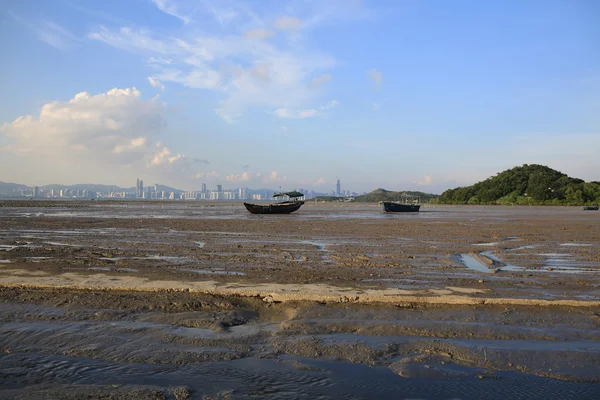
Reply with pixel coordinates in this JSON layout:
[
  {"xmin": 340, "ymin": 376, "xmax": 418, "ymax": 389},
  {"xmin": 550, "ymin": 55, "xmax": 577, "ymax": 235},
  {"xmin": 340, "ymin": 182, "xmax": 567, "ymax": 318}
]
[{"xmin": 1, "ymin": 269, "xmax": 599, "ymax": 307}]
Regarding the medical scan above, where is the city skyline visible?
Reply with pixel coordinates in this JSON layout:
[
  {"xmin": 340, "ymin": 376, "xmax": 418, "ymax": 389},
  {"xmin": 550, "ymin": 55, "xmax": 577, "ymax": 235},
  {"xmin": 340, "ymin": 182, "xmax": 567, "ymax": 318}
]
[
  {"xmin": 0, "ymin": 176, "xmax": 362, "ymax": 200},
  {"xmin": 1, "ymin": 1, "xmax": 599, "ymax": 193}
]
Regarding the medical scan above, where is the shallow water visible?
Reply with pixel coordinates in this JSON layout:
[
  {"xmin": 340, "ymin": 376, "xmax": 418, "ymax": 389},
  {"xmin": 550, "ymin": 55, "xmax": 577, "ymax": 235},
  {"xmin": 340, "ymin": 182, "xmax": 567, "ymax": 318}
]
[
  {"xmin": 2, "ymin": 202, "xmax": 597, "ymax": 222},
  {"xmin": 4, "ymin": 352, "xmax": 599, "ymax": 399}
]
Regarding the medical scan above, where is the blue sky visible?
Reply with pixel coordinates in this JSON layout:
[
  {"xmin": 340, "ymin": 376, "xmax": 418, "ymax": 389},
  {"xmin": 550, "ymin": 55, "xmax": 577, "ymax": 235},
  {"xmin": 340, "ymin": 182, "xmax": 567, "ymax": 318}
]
[{"xmin": 0, "ymin": 0, "xmax": 599, "ymax": 194}]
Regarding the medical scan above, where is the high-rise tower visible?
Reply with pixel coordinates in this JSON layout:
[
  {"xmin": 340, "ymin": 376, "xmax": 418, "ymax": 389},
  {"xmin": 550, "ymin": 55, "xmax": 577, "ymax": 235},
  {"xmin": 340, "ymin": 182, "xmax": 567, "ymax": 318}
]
[{"xmin": 336, "ymin": 178, "xmax": 341, "ymax": 196}]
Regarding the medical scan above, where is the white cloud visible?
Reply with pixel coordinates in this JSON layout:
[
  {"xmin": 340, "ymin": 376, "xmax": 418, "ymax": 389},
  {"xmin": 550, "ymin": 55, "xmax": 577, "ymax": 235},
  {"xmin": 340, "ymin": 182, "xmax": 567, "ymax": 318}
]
[
  {"xmin": 273, "ymin": 100, "xmax": 338, "ymax": 119},
  {"xmin": 193, "ymin": 171, "xmax": 221, "ymax": 180},
  {"xmin": 114, "ymin": 137, "xmax": 148, "ymax": 153},
  {"xmin": 273, "ymin": 108, "xmax": 318, "ymax": 119},
  {"xmin": 273, "ymin": 16, "xmax": 302, "ymax": 31},
  {"xmin": 310, "ymin": 73, "xmax": 332, "ymax": 89},
  {"xmin": 148, "ymin": 77, "xmax": 165, "ymax": 90},
  {"xmin": 244, "ymin": 28, "xmax": 275, "ymax": 39},
  {"xmin": 320, "ymin": 100, "xmax": 339, "ymax": 110},
  {"xmin": 418, "ymin": 176, "xmax": 433, "ymax": 186},
  {"xmin": 148, "ymin": 57, "xmax": 173, "ymax": 65},
  {"xmin": 268, "ymin": 171, "xmax": 286, "ymax": 182},
  {"xmin": 10, "ymin": 13, "xmax": 78, "ymax": 51},
  {"xmin": 0, "ymin": 87, "xmax": 175, "ymax": 168},
  {"xmin": 89, "ymin": 4, "xmax": 338, "ymax": 123},
  {"xmin": 314, "ymin": 178, "xmax": 326, "ymax": 185},
  {"xmin": 151, "ymin": 144, "xmax": 185, "ymax": 166},
  {"xmin": 226, "ymin": 171, "xmax": 254, "ymax": 181},
  {"xmin": 368, "ymin": 68, "xmax": 383, "ymax": 87},
  {"xmin": 152, "ymin": 0, "xmax": 192, "ymax": 24}
]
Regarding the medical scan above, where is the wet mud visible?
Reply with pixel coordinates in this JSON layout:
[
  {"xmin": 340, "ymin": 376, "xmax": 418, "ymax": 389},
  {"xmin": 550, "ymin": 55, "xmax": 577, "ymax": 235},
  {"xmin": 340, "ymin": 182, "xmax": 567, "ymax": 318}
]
[{"xmin": 1, "ymin": 201, "xmax": 600, "ymax": 398}]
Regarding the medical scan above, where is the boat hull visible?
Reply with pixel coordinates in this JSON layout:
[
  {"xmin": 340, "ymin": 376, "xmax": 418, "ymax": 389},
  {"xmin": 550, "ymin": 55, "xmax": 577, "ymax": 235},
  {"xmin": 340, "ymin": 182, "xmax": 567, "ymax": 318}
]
[
  {"xmin": 381, "ymin": 201, "xmax": 420, "ymax": 212},
  {"xmin": 243, "ymin": 201, "xmax": 304, "ymax": 214},
  {"xmin": 583, "ymin": 205, "xmax": 599, "ymax": 211}
]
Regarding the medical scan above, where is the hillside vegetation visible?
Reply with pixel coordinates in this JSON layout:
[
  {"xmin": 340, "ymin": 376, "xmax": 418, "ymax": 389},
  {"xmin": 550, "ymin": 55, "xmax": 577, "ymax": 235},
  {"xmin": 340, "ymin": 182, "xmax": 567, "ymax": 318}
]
[
  {"xmin": 314, "ymin": 189, "xmax": 439, "ymax": 203},
  {"xmin": 437, "ymin": 164, "xmax": 600, "ymax": 205},
  {"xmin": 355, "ymin": 189, "xmax": 439, "ymax": 203}
]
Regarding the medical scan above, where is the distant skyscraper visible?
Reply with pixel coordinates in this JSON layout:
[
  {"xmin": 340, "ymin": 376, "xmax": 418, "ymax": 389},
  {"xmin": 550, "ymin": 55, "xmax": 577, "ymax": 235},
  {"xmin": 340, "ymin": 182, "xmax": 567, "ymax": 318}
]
[
  {"xmin": 201, "ymin": 183, "xmax": 207, "ymax": 193},
  {"xmin": 336, "ymin": 178, "xmax": 341, "ymax": 196},
  {"xmin": 33, "ymin": 186, "xmax": 39, "ymax": 198},
  {"xmin": 139, "ymin": 179, "xmax": 144, "ymax": 198},
  {"xmin": 217, "ymin": 184, "xmax": 223, "ymax": 193}
]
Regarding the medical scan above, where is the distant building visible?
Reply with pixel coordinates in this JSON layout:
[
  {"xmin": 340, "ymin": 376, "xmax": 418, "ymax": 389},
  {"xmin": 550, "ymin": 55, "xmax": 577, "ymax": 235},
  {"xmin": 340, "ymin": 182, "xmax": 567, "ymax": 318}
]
[
  {"xmin": 336, "ymin": 179, "xmax": 341, "ymax": 196},
  {"xmin": 216, "ymin": 184, "xmax": 223, "ymax": 193},
  {"xmin": 201, "ymin": 183, "xmax": 207, "ymax": 194}
]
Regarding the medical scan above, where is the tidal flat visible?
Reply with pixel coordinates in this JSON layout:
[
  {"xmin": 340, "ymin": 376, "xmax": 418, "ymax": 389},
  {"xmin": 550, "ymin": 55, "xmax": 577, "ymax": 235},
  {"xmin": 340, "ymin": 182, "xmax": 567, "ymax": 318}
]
[{"xmin": 1, "ymin": 201, "xmax": 599, "ymax": 399}]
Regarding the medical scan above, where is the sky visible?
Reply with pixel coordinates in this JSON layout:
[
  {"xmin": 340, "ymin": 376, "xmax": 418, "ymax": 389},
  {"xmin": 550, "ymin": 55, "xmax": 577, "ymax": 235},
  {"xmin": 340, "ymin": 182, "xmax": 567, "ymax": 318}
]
[{"xmin": 0, "ymin": 0, "xmax": 599, "ymax": 194}]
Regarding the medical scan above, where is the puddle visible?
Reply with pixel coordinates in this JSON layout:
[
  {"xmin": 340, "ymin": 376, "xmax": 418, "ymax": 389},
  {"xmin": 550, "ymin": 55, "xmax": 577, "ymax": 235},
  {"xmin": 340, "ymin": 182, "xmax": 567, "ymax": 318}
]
[
  {"xmin": 454, "ymin": 254, "xmax": 493, "ymax": 273},
  {"xmin": 185, "ymin": 269, "xmax": 246, "ymax": 276},
  {"xmin": 25, "ymin": 257, "xmax": 53, "ymax": 263},
  {"xmin": 560, "ymin": 243, "xmax": 593, "ymax": 247},
  {"xmin": 0, "ymin": 259, "xmax": 11, "ymax": 264},
  {"xmin": 512, "ymin": 245, "xmax": 537, "ymax": 251},
  {"xmin": 45, "ymin": 242, "xmax": 81, "ymax": 247},
  {"xmin": 86, "ymin": 267, "xmax": 139, "ymax": 273},
  {"xmin": 139, "ymin": 256, "xmax": 193, "ymax": 263},
  {"xmin": 0, "ymin": 245, "xmax": 17, "ymax": 251},
  {"xmin": 195, "ymin": 241, "xmax": 206, "ymax": 248},
  {"xmin": 301, "ymin": 240, "xmax": 332, "ymax": 263},
  {"xmin": 473, "ymin": 237, "xmax": 522, "ymax": 247},
  {"xmin": 457, "ymin": 251, "xmax": 598, "ymax": 274},
  {"xmin": 473, "ymin": 242, "xmax": 500, "ymax": 247}
]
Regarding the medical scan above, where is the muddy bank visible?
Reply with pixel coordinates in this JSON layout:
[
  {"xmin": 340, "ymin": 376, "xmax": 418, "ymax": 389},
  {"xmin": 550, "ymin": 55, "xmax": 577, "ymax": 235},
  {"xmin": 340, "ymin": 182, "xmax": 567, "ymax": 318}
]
[
  {"xmin": 1, "ymin": 287, "xmax": 600, "ymax": 399},
  {"xmin": 1, "ymin": 202, "xmax": 600, "ymax": 398}
]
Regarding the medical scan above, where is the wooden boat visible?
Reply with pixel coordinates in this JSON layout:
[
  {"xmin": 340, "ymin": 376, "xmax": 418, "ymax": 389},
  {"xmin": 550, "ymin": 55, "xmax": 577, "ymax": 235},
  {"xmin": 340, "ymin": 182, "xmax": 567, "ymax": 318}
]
[
  {"xmin": 244, "ymin": 191, "xmax": 305, "ymax": 214},
  {"xmin": 380, "ymin": 201, "xmax": 420, "ymax": 212},
  {"xmin": 380, "ymin": 195, "xmax": 421, "ymax": 212},
  {"xmin": 583, "ymin": 205, "xmax": 599, "ymax": 211}
]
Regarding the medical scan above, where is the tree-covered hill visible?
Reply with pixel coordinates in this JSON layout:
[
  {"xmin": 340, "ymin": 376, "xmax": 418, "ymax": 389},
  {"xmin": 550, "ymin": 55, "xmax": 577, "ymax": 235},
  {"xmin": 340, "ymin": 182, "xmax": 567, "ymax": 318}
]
[
  {"xmin": 314, "ymin": 189, "xmax": 439, "ymax": 203},
  {"xmin": 355, "ymin": 189, "xmax": 439, "ymax": 203},
  {"xmin": 437, "ymin": 164, "xmax": 600, "ymax": 205}
]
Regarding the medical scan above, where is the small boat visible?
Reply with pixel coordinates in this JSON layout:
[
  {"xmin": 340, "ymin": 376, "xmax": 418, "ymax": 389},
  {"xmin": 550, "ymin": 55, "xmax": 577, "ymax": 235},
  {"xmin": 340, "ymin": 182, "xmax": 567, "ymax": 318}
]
[
  {"xmin": 583, "ymin": 205, "xmax": 599, "ymax": 211},
  {"xmin": 244, "ymin": 191, "xmax": 305, "ymax": 214},
  {"xmin": 380, "ymin": 196, "xmax": 421, "ymax": 212}
]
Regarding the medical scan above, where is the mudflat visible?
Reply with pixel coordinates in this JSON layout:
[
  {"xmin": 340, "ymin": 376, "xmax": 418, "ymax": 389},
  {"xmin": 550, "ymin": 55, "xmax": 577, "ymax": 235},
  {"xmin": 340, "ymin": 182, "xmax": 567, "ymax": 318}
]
[{"xmin": 1, "ymin": 201, "xmax": 599, "ymax": 399}]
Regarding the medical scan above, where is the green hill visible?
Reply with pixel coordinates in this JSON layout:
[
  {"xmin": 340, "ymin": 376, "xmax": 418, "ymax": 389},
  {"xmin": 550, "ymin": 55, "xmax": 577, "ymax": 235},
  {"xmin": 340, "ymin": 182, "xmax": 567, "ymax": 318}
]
[
  {"xmin": 314, "ymin": 189, "xmax": 438, "ymax": 203},
  {"xmin": 438, "ymin": 164, "xmax": 600, "ymax": 205},
  {"xmin": 355, "ymin": 189, "xmax": 438, "ymax": 203}
]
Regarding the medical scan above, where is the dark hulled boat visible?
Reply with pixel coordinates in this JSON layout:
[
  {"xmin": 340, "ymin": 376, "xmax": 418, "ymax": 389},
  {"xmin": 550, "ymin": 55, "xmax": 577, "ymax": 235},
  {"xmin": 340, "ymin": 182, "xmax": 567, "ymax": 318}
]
[
  {"xmin": 243, "ymin": 191, "xmax": 305, "ymax": 214},
  {"xmin": 583, "ymin": 205, "xmax": 599, "ymax": 211},
  {"xmin": 380, "ymin": 201, "xmax": 420, "ymax": 212}
]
